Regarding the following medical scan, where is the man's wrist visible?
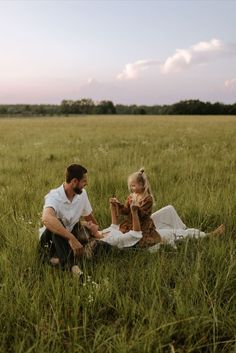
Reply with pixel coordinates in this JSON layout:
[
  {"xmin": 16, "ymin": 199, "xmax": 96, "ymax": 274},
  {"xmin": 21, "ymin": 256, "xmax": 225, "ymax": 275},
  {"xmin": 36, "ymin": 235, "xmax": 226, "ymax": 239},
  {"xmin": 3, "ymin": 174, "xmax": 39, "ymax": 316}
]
[{"xmin": 67, "ymin": 232, "xmax": 75, "ymax": 241}]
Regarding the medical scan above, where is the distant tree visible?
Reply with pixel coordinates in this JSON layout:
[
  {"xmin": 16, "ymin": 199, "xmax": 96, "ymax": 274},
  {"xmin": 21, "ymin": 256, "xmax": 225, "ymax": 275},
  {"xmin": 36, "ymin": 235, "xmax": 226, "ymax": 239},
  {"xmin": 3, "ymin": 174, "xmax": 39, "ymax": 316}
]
[
  {"xmin": 95, "ymin": 100, "xmax": 116, "ymax": 114},
  {"xmin": 0, "ymin": 106, "xmax": 7, "ymax": 114},
  {"xmin": 229, "ymin": 103, "xmax": 236, "ymax": 115},
  {"xmin": 79, "ymin": 98, "xmax": 95, "ymax": 114},
  {"xmin": 130, "ymin": 105, "xmax": 137, "ymax": 114},
  {"xmin": 144, "ymin": 105, "xmax": 161, "ymax": 114},
  {"xmin": 115, "ymin": 104, "xmax": 133, "ymax": 114},
  {"xmin": 72, "ymin": 100, "xmax": 82, "ymax": 114},
  {"xmin": 211, "ymin": 102, "xmax": 227, "ymax": 115},
  {"xmin": 132, "ymin": 106, "xmax": 146, "ymax": 115},
  {"xmin": 204, "ymin": 101, "xmax": 212, "ymax": 114},
  {"xmin": 169, "ymin": 100, "xmax": 211, "ymax": 115},
  {"xmin": 1, "ymin": 99, "xmax": 236, "ymax": 117},
  {"xmin": 35, "ymin": 105, "xmax": 46, "ymax": 115},
  {"xmin": 60, "ymin": 100, "xmax": 74, "ymax": 114}
]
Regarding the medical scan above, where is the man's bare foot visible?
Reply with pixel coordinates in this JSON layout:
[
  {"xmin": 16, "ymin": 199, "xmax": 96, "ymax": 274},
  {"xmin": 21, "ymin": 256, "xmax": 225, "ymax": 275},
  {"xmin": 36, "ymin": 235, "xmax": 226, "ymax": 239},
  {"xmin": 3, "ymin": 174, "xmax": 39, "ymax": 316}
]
[
  {"xmin": 50, "ymin": 257, "xmax": 60, "ymax": 266},
  {"xmin": 71, "ymin": 265, "xmax": 83, "ymax": 277},
  {"xmin": 208, "ymin": 224, "xmax": 225, "ymax": 237}
]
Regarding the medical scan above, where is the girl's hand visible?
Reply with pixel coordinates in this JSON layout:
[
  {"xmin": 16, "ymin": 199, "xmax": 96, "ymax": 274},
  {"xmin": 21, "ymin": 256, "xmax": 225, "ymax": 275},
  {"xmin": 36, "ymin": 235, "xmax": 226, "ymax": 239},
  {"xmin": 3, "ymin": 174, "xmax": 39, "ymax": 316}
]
[
  {"xmin": 128, "ymin": 194, "xmax": 135, "ymax": 205},
  {"xmin": 130, "ymin": 202, "xmax": 139, "ymax": 212},
  {"xmin": 128, "ymin": 195, "xmax": 133, "ymax": 205},
  {"xmin": 109, "ymin": 197, "xmax": 120, "ymax": 204}
]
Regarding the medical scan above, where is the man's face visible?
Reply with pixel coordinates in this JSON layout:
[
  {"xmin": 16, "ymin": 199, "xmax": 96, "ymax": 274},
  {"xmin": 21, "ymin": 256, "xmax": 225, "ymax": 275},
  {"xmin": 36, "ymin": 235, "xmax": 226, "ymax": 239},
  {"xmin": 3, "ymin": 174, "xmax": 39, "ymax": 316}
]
[{"xmin": 72, "ymin": 174, "xmax": 88, "ymax": 194}]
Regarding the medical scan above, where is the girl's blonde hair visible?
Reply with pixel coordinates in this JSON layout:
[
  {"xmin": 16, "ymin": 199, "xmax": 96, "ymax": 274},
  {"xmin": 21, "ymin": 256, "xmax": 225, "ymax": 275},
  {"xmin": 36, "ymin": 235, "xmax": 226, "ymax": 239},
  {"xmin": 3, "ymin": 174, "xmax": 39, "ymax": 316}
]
[{"xmin": 127, "ymin": 168, "xmax": 153, "ymax": 198}]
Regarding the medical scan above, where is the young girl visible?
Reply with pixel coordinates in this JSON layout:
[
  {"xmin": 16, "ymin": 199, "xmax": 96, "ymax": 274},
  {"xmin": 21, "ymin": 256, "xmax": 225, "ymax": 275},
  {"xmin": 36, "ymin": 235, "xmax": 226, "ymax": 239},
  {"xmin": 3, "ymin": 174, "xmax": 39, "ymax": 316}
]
[{"xmin": 85, "ymin": 168, "xmax": 162, "ymax": 248}]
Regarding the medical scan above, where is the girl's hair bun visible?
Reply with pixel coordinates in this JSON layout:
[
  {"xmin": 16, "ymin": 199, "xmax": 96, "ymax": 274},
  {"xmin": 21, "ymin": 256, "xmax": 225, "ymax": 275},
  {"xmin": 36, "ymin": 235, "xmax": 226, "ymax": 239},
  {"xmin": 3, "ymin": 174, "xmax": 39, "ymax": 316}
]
[{"xmin": 139, "ymin": 168, "xmax": 145, "ymax": 174}]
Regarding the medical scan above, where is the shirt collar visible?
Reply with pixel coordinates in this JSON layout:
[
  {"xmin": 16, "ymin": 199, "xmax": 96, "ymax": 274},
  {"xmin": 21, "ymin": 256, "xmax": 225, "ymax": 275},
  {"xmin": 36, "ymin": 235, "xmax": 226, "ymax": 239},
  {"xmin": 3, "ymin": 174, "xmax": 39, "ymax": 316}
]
[
  {"xmin": 58, "ymin": 184, "xmax": 82, "ymax": 203},
  {"xmin": 58, "ymin": 184, "xmax": 72, "ymax": 203}
]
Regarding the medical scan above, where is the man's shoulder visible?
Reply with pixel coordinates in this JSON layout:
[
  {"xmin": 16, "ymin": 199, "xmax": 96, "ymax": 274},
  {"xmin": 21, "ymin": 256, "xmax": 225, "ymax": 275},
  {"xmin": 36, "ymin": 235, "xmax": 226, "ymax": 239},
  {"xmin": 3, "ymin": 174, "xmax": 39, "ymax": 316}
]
[
  {"xmin": 81, "ymin": 189, "xmax": 88, "ymax": 197},
  {"xmin": 45, "ymin": 184, "xmax": 64, "ymax": 201}
]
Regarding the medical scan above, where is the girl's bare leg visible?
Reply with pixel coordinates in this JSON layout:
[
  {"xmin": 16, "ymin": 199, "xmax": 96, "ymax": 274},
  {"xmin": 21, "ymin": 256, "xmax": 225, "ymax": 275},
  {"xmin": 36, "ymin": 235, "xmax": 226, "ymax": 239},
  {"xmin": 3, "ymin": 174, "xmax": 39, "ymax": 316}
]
[
  {"xmin": 130, "ymin": 204, "xmax": 141, "ymax": 232},
  {"xmin": 110, "ymin": 201, "xmax": 119, "ymax": 225},
  {"xmin": 207, "ymin": 224, "xmax": 225, "ymax": 237}
]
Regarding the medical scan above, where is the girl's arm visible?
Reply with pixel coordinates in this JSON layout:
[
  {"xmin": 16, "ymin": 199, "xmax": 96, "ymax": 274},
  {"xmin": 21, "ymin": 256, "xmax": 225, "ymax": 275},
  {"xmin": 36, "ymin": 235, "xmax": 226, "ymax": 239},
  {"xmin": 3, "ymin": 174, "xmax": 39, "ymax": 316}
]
[{"xmin": 118, "ymin": 196, "xmax": 131, "ymax": 215}]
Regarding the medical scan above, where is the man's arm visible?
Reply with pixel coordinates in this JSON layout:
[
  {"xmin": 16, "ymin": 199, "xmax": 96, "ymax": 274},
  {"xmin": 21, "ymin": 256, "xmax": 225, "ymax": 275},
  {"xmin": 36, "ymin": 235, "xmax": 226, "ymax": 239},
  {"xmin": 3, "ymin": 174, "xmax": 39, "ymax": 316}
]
[{"xmin": 42, "ymin": 207, "xmax": 83, "ymax": 256}]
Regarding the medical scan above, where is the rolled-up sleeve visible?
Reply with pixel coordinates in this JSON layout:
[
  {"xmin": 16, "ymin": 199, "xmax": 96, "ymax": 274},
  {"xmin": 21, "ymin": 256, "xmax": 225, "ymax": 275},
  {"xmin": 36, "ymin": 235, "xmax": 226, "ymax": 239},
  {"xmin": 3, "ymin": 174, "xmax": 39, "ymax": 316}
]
[
  {"xmin": 43, "ymin": 194, "xmax": 59, "ymax": 215},
  {"xmin": 81, "ymin": 191, "xmax": 92, "ymax": 216}
]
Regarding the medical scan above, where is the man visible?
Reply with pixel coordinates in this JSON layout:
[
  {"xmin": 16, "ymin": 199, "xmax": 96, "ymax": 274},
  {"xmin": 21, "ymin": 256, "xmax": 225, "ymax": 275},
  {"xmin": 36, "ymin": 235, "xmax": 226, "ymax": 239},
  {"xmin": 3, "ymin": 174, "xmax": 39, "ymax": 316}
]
[{"xmin": 39, "ymin": 164, "xmax": 99, "ymax": 275}]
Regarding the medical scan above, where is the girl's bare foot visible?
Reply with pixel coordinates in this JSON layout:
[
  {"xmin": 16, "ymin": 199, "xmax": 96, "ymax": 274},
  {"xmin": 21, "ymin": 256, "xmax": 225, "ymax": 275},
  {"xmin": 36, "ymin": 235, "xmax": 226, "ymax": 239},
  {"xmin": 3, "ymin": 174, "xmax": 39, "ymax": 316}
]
[{"xmin": 208, "ymin": 224, "xmax": 225, "ymax": 237}]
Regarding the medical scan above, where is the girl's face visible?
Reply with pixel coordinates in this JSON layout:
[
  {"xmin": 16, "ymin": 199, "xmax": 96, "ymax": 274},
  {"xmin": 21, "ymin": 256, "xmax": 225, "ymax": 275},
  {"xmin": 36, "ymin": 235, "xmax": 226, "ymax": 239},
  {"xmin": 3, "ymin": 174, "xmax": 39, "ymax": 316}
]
[{"xmin": 130, "ymin": 180, "xmax": 144, "ymax": 194}]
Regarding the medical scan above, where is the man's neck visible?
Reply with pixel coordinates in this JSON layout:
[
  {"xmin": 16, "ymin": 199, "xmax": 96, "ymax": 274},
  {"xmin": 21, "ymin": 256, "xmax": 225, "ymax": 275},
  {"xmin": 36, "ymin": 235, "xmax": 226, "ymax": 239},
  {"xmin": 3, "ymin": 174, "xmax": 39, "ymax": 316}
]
[{"xmin": 63, "ymin": 182, "xmax": 75, "ymax": 202}]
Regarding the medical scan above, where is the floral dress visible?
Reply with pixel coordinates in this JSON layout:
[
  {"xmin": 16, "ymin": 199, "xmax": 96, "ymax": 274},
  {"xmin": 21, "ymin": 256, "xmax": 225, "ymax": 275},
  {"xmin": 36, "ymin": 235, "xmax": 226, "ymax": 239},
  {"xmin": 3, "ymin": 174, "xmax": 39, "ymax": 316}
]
[{"xmin": 118, "ymin": 194, "xmax": 161, "ymax": 247}]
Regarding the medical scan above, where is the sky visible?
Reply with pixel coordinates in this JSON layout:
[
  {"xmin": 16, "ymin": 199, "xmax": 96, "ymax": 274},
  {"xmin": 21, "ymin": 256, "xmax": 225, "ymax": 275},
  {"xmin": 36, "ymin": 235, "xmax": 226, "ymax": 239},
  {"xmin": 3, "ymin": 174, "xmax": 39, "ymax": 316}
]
[{"xmin": 0, "ymin": 0, "xmax": 236, "ymax": 105}]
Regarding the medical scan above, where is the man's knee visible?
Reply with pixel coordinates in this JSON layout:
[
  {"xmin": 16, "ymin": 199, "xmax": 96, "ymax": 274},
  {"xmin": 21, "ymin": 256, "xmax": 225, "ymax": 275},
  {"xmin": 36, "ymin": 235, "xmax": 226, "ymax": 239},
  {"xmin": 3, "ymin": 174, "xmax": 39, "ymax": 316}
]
[{"xmin": 38, "ymin": 229, "xmax": 54, "ymax": 263}]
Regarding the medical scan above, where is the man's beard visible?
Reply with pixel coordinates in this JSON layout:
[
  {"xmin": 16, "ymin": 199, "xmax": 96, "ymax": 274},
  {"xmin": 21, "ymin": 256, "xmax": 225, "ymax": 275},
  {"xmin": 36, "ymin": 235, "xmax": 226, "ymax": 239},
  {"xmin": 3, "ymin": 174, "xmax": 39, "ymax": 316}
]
[{"xmin": 73, "ymin": 187, "xmax": 82, "ymax": 195}]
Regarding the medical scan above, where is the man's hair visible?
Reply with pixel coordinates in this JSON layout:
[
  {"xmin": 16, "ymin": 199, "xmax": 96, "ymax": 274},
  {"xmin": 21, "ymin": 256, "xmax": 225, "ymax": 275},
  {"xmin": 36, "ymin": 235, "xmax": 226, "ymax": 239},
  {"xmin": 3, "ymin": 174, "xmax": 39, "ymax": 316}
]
[{"xmin": 65, "ymin": 164, "xmax": 87, "ymax": 183}]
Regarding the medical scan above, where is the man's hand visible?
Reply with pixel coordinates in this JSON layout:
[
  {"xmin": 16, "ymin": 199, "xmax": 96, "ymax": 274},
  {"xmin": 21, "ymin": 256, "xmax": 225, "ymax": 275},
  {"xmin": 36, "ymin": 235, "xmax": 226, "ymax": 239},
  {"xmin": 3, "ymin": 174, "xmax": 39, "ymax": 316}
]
[
  {"xmin": 68, "ymin": 235, "xmax": 84, "ymax": 257},
  {"xmin": 84, "ymin": 213, "xmax": 99, "ymax": 226}
]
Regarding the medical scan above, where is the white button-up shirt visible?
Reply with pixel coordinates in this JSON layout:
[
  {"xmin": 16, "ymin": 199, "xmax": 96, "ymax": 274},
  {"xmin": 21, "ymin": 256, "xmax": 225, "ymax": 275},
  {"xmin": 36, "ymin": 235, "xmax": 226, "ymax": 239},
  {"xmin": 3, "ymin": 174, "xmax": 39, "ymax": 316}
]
[{"xmin": 40, "ymin": 184, "xmax": 92, "ymax": 234}]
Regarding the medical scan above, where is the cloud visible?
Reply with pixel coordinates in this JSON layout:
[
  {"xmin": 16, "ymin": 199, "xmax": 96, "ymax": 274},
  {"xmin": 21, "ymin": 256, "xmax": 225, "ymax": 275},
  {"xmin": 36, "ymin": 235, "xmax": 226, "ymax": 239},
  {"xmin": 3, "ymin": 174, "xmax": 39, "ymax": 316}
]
[
  {"xmin": 161, "ymin": 38, "xmax": 224, "ymax": 74},
  {"xmin": 224, "ymin": 78, "xmax": 236, "ymax": 89},
  {"xmin": 87, "ymin": 77, "xmax": 99, "ymax": 85},
  {"xmin": 117, "ymin": 39, "xmax": 236, "ymax": 80},
  {"xmin": 117, "ymin": 59, "xmax": 160, "ymax": 80},
  {"xmin": 161, "ymin": 39, "xmax": 236, "ymax": 74}
]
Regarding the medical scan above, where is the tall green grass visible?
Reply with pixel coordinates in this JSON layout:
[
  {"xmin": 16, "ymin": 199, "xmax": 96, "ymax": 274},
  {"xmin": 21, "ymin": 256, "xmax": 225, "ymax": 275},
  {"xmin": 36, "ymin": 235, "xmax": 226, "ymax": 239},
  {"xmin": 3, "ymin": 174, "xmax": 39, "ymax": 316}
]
[{"xmin": 0, "ymin": 115, "xmax": 235, "ymax": 353}]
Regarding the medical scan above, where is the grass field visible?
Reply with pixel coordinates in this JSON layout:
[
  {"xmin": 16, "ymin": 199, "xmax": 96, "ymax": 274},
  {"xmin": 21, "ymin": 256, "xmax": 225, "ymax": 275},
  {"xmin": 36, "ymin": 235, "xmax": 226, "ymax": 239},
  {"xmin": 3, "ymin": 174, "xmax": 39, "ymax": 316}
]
[{"xmin": 0, "ymin": 115, "xmax": 235, "ymax": 353}]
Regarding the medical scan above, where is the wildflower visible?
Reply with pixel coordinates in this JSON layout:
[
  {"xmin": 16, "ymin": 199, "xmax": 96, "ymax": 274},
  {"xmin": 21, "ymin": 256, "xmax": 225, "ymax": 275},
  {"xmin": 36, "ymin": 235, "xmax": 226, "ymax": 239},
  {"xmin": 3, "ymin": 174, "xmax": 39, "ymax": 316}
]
[{"xmin": 88, "ymin": 294, "xmax": 94, "ymax": 304}]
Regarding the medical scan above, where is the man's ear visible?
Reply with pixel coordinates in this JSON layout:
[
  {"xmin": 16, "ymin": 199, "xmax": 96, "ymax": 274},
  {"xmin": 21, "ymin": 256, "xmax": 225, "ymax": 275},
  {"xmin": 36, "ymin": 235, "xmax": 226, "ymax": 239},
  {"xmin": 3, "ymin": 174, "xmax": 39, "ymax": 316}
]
[{"xmin": 71, "ymin": 178, "xmax": 77, "ymax": 185}]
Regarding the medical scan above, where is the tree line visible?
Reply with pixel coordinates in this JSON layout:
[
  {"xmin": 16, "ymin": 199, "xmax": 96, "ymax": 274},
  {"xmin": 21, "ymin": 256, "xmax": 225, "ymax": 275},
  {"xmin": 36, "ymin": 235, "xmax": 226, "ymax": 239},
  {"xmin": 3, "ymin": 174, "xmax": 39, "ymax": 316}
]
[{"xmin": 0, "ymin": 98, "xmax": 236, "ymax": 116}]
